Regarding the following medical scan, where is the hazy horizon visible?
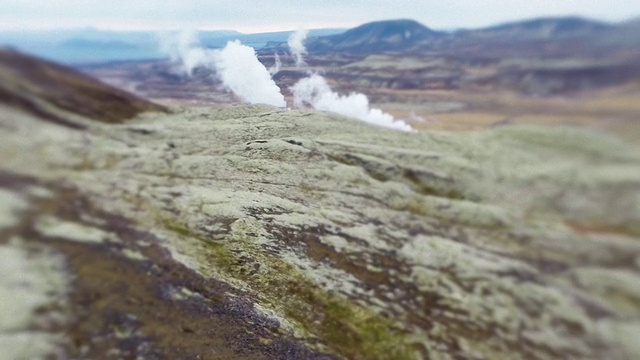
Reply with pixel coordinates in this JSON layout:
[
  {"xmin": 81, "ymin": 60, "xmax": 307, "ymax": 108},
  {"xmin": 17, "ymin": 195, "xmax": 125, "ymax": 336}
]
[
  {"xmin": 1, "ymin": 0, "xmax": 639, "ymax": 33},
  {"xmin": 0, "ymin": 15, "xmax": 637, "ymax": 36}
]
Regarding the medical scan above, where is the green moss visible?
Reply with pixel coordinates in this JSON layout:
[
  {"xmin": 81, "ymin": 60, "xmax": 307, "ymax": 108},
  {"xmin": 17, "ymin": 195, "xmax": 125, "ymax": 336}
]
[
  {"xmin": 403, "ymin": 196, "xmax": 431, "ymax": 217},
  {"xmin": 298, "ymin": 182, "xmax": 327, "ymax": 200},
  {"xmin": 163, "ymin": 219, "xmax": 415, "ymax": 359},
  {"xmin": 299, "ymin": 182, "xmax": 318, "ymax": 193},
  {"xmin": 164, "ymin": 221, "xmax": 196, "ymax": 238},
  {"xmin": 402, "ymin": 168, "xmax": 466, "ymax": 201},
  {"xmin": 393, "ymin": 195, "xmax": 510, "ymax": 229}
]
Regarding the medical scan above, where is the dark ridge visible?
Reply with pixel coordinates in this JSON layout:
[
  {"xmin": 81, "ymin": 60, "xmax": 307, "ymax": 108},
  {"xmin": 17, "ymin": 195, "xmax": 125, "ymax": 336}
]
[
  {"xmin": 0, "ymin": 85, "xmax": 86, "ymax": 129},
  {"xmin": 0, "ymin": 48, "xmax": 168, "ymax": 127},
  {"xmin": 306, "ymin": 19, "xmax": 443, "ymax": 53},
  {"xmin": 462, "ymin": 16, "xmax": 614, "ymax": 38}
]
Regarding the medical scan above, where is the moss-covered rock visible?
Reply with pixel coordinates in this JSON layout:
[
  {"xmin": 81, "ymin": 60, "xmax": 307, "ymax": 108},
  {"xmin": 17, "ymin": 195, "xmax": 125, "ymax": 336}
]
[{"xmin": 2, "ymin": 103, "xmax": 640, "ymax": 359}]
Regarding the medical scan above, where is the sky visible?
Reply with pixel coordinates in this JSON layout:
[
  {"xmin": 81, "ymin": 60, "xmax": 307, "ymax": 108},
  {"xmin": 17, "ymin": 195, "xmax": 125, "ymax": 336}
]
[{"xmin": 1, "ymin": 0, "xmax": 640, "ymax": 33}]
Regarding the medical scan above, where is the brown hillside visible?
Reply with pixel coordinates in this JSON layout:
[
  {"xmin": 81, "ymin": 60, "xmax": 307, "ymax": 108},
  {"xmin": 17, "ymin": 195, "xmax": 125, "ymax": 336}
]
[{"xmin": 0, "ymin": 48, "xmax": 167, "ymax": 127}]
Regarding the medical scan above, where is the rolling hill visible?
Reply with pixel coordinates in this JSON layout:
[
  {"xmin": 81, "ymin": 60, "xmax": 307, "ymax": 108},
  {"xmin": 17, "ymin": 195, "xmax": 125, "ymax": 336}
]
[
  {"xmin": 276, "ymin": 16, "xmax": 625, "ymax": 55},
  {"xmin": 460, "ymin": 16, "xmax": 614, "ymax": 39},
  {"xmin": 304, "ymin": 19, "xmax": 443, "ymax": 53},
  {"xmin": 0, "ymin": 47, "xmax": 167, "ymax": 128}
]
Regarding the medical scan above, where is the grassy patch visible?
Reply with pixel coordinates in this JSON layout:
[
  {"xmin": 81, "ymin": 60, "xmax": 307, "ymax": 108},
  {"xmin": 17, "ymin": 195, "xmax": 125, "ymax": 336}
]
[{"xmin": 162, "ymin": 219, "xmax": 415, "ymax": 359}]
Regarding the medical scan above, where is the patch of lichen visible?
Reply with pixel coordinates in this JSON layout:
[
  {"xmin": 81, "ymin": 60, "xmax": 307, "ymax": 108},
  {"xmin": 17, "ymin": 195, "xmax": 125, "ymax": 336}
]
[{"xmin": 162, "ymin": 219, "xmax": 415, "ymax": 359}]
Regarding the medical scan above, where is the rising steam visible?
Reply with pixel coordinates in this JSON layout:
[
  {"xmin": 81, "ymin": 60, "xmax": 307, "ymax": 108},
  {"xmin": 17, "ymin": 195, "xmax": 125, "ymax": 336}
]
[
  {"xmin": 160, "ymin": 31, "xmax": 285, "ymax": 108},
  {"xmin": 268, "ymin": 53, "xmax": 282, "ymax": 75},
  {"xmin": 292, "ymin": 74, "xmax": 413, "ymax": 132},
  {"xmin": 160, "ymin": 29, "xmax": 414, "ymax": 130},
  {"xmin": 159, "ymin": 30, "xmax": 210, "ymax": 76},
  {"xmin": 213, "ymin": 41, "xmax": 286, "ymax": 107},
  {"xmin": 288, "ymin": 29, "xmax": 309, "ymax": 67},
  {"xmin": 288, "ymin": 29, "xmax": 413, "ymax": 131}
]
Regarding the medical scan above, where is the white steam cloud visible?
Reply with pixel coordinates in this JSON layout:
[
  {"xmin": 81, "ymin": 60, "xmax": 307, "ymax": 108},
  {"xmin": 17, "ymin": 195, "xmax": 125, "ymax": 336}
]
[
  {"xmin": 159, "ymin": 30, "xmax": 210, "ymax": 76},
  {"xmin": 213, "ymin": 41, "xmax": 286, "ymax": 107},
  {"xmin": 291, "ymin": 74, "xmax": 413, "ymax": 132},
  {"xmin": 287, "ymin": 28, "xmax": 413, "ymax": 132},
  {"xmin": 160, "ymin": 29, "xmax": 414, "ymax": 130},
  {"xmin": 268, "ymin": 53, "xmax": 281, "ymax": 75},
  {"xmin": 288, "ymin": 29, "xmax": 308, "ymax": 67},
  {"xmin": 160, "ymin": 31, "xmax": 285, "ymax": 108}
]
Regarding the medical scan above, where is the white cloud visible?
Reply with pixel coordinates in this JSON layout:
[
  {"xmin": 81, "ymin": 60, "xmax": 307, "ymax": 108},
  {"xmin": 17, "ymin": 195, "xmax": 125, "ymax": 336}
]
[{"xmin": 0, "ymin": 0, "xmax": 638, "ymax": 31}]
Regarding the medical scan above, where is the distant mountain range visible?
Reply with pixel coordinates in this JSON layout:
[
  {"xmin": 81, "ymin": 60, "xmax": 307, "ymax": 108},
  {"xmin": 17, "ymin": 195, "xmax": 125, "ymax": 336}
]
[
  {"xmin": 463, "ymin": 16, "xmax": 614, "ymax": 39},
  {"xmin": 0, "ymin": 28, "xmax": 345, "ymax": 64},
  {"xmin": 305, "ymin": 19, "xmax": 442, "ymax": 53},
  {"xmin": 1, "ymin": 16, "xmax": 639, "ymax": 64},
  {"xmin": 258, "ymin": 17, "xmax": 640, "ymax": 97},
  {"xmin": 291, "ymin": 17, "xmax": 636, "ymax": 55}
]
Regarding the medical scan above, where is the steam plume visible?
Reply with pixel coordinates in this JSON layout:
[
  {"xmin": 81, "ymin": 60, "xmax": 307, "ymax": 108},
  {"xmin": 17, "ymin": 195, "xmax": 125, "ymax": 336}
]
[
  {"xmin": 268, "ymin": 53, "xmax": 281, "ymax": 75},
  {"xmin": 159, "ymin": 30, "xmax": 210, "ymax": 76},
  {"xmin": 287, "ymin": 28, "xmax": 412, "ymax": 131},
  {"xmin": 288, "ymin": 29, "xmax": 308, "ymax": 67},
  {"xmin": 291, "ymin": 74, "xmax": 413, "ymax": 132},
  {"xmin": 213, "ymin": 41, "xmax": 286, "ymax": 107},
  {"xmin": 159, "ymin": 32, "xmax": 285, "ymax": 108}
]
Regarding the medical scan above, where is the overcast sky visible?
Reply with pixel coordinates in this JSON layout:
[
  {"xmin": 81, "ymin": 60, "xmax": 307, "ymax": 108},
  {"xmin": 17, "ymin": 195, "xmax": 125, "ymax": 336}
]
[{"xmin": 1, "ymin": 0, "xmax": 640, "ymax": 33}]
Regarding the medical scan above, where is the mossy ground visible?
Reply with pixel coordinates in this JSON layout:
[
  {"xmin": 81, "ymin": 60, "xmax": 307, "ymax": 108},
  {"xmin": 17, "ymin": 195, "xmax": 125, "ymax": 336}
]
[
  {"xmin": 4, "ymin": 102, "xmax": 639, "ymax": 359},
  {"xmin": 163, "ymin": 220, "xmax": 415, "ymax": 360}
]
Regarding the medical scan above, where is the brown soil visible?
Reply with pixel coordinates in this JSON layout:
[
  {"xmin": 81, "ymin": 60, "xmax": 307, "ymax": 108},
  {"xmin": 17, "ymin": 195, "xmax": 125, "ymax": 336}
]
[{"xmin": 0, "ymin": 48, "xmax": 168, "ymax": 126}]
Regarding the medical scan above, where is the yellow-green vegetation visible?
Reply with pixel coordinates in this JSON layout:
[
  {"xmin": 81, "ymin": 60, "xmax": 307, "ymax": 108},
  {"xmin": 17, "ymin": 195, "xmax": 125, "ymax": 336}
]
[
  {"xmin": 391, "ymin": 193, "xmax": 511, "ymax": 229},
  {"xmin": 163, "ymin": 219, "xmax": 415, "ymax": 360},
  {"xmin": 298, "ymin": 182, "xmax": 327, "ymax": 200}
]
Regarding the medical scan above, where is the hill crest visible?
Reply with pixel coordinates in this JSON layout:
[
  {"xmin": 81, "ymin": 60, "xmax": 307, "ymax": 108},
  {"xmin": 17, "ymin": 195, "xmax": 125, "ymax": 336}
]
[
  {"xmin": 306, "ymin": 19, "xmax": 442, "ymax": 53},
  {"xmin": 0, "ymin": 48, "xmax": 167, "ymax": 127}
]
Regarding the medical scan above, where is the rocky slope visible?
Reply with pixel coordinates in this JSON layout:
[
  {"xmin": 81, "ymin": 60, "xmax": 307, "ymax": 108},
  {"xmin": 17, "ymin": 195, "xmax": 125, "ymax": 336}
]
[
  {"xmin": 0, "ymin": 48, "xmax": 167, "ymax": 128},
  {"xmin": 2, "ymin": 54, "xmax": 640, "ymax": 359}
]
